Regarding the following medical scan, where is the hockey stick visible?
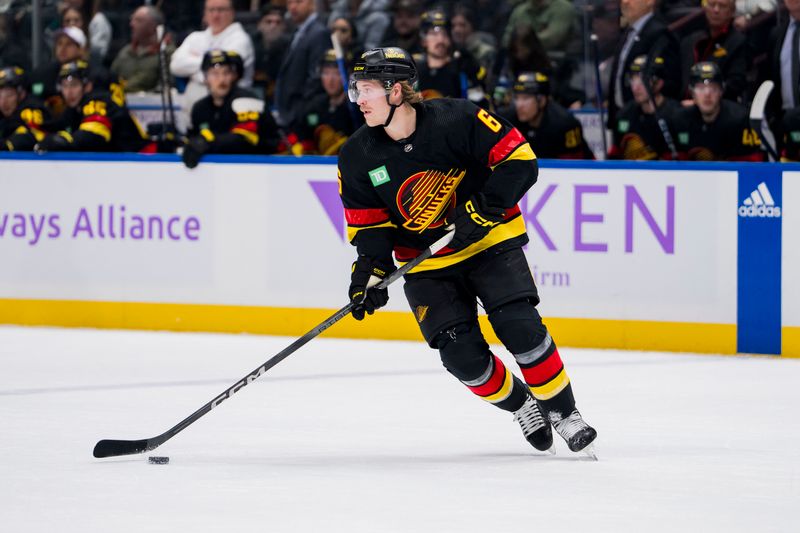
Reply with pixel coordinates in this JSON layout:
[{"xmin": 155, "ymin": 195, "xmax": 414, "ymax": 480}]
[
  {"xmin": 749, "ymin": 80, "xmax": 779, "ymax": 161},
  {"xmin": 641, "ymin": 66, "xmax": 678, "ymax": 160},
  {"xmin": 590, "ymin": 34, "xmax": 608, "ymax": 157},
  {"xmin": 156, "ymin": 25, "xmax": 177, "ymax": 142},
  {"xmin": 330, "ymin": 31, "xmax": 361, "ymax": 128},
  {"xmin": 93, "ymin": 230, "xmax": 455, "ymax": 458}
]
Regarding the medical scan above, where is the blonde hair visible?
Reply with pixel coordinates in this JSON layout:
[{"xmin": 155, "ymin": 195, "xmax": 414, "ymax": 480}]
[{"xmin": 400, "ymin": 81, "xmax": 422, "ymax": 104}]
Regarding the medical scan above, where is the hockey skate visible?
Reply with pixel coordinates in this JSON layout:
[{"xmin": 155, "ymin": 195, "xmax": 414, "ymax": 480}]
[
  {"xmin": 512, "ymin": 395, "xmax": 553, "ymax": 452},
  {"xmin": 550, "ymin": 409, "xmax": 597, "ymax": 459}
]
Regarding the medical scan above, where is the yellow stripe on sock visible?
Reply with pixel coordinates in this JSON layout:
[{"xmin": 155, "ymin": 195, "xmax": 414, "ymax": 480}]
[
  {"xmin": 484, "ymin": 367, "xmax": 514, "ymax": 403},
  {"xmin": 529, "ymin": 369, "xmax": 570, "ymax": 400}
]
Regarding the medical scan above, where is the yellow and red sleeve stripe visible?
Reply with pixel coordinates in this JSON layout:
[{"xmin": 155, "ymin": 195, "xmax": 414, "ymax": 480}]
[
  {"xmin": 464, "ymin": 355, "xmax": 514, "ymax": 404},
  {"xmin": 520, "ymin": 347, "xmax": 571, "ymax": 401},
  {"xmin": 344, "ymin": 207, "xmax": 397, "ymax": 242},
  {"xmin": 79, "ymin": 114, "xmax": 112, "ymax": 142},
  {"xmin": 487, "ymin": 128, "xmax": 536, "ymax": 169},
  {"xmin": 230, "ymin": 120, "xmax": 259, "ymax": 146}
]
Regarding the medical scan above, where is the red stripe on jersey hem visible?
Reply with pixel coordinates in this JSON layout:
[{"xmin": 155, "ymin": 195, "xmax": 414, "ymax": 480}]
[
  {"xmin": 344, "ymin": 207, "xmax": 391, "ymax": 226},
  {"xmin": 232, "ymin": 120, "xmax": 258, "ymax": 133},
  {"xmin": 488, "ymin": 128, "xmax": 526, "ymax": 167},
  {"xmin": 84, "ymin": 114, "xmax": 112, "ymax": 129}
]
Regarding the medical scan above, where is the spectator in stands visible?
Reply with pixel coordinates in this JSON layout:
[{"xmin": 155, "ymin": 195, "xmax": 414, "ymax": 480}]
[
  {"xmin": 35, "ymin": 60, "xmax": 149, "ymax": 153},
  {"xmin": 274, "ymin": 0, "xmax": 331, "ymax": 128},
  {"xmin": 0, "ymin": 66, "xmax": 50, "ymax": 151},
  {"xmin": 502, "ymin": 0, "xmax": 575, "ymax": 54},
  {"xmin": 182, "ymin": 50, "xmax": 280, "ymax": 168},
  {"xmin": 673, "ymin": 61, "xmax": 764, "ymax": 160},
  {"xmin": 328, "ymin": 0, "xmax": 391, "ymax": 51},
  {"xmin": 493, "ymin": 24, "xmax": 550, "ymax": 108},
  {"xmin": 29, "ymin": 26, "xmax": 88, "ymax": 109},
  {"xmin": 111, "ymin": 6, "xmax": 171, "ymax": 93},
  {"xmin": 415, "ymin": 8, "xmax": 487, "ymax": 104},
  {"xmin": 62, "ymin": 0, "xmax": 113, "ymax": 63},
  {"xmin": 329, "ymin": 16, "xmax": 362, "ymax": 65},
  {"xmin": 497, "ymin": 71, "xmax": 594, "ymax": 159},
  {"xmin": 381, "ymin": 0, "xmax": 423, "ymax": 56},
  {"xmin": 252, "ymin": 4, "xmax": 290, "ymax": 106},
  {"xmin": 679, "ymin": 0, "xmax": 747, "ymax": 103},
  {"xmin": 451, "ymin": 5, "xmax": 497, "ymax": 75},
  {"xmin": 296, "ymin": 49, "xmax": 363, "ymax": 155},
  {"xmin": 0, "ymin": 13, "xmax": 28, "ymax": 70},
  {"xmin": 609, "ymin": 55, "xmax": 682, "ymax": 160},
  {"xmin": 170, "ymin": 0, "xmax": 255, "ymax": 120},
  {"xmin": 607, "ymin": 0, "xmax": 680, "ymax": 126}
]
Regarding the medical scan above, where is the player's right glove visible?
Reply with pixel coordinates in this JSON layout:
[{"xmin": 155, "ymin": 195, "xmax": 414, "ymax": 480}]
[
  {"xmin": 349, "ymin": 255, "xmax": 396, "ymax": 321},
  {"xmin": 445, "ymin": 193, "xmax": 505, "ymax": 250},
  {"xmin": 35, "ymin": 132, "xmax": 72, "ymax": 153},
  {"xmin": 182, "ymin": 136, "xmax": 211, "ymax": 169}
]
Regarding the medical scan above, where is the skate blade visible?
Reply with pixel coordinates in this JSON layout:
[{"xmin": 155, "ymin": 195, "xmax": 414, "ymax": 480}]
[
  {"xmin": 580, "ymin": 444, "xmax": 598, "ymax": 461},
  {"xmin": 546, "ymin": 445, "xmax": 556, "ymax": 455}
]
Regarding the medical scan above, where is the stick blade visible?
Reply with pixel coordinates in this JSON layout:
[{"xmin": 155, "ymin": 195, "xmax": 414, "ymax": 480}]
[
  {"xmin": 749, "ymin": 80, "xmax": 774, "ymax": 121},
  {"xmin": 93, "ymin": 438, "xmax": 152, "ymax": 458}
]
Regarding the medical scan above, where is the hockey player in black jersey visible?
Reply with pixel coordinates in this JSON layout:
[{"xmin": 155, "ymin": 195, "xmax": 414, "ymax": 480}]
[
  {"xmin": 0, "ymin": 66, "xmax": 50, "ymax": 151},
  {"xmin": 35, "ymin": 61, "xmax": 149, "ymax": 153},
  {"xmin": 496, "ymin": 72, "xmax": 594, "ymax": 160},
  {"xmin": 672, "ymin": 62, "xmax": 764, "ymax": 161},
  {"xmin": 608, "ymin": 55, "xmax": 682, "ymax": 160},
  {"xmin": 338, "ymin": 47, "xmax": 597, "ymax": 455},
  {"xmin": 182, "ymin": 50, "xmax": 281, "ymax": 168}
]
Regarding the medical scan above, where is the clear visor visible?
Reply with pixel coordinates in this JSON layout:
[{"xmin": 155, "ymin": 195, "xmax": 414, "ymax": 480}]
[{"xmin": 348, "ymin": 79, "xmax": 390, "ymax": 103}]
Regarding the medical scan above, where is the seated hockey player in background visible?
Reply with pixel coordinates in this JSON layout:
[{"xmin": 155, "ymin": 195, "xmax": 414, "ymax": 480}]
[
  {"xmin": 338, "ymin": 48, "xmax": 597, "ymax": 456},
  {"xmin": 608, "ymin": 55, "xmax": 682, "ymax": 160},
  {"xmin": 0, "ymin": 66, "xmax": 50, "ymax": 151},
  {"xmin": 296, "ymin": 49, "xmax": 364, "ymax": 156},
  {"xmin": 35, "ymin": 60, "xmax": 149, "ymax": 153},
  {"xmin": 182, "ymin": 49, "xmax": 281, "ymax": 168},
  {"xmin": 672, "ymin": 62, "xmax": 765, "ymax": 161},
  {"xmin": 497, "ymin": 72, "xmax": 594, "ymax": 160},
  {"xmin": 781, "ymin": 107, "xmax": 800, "ymax": 162}
]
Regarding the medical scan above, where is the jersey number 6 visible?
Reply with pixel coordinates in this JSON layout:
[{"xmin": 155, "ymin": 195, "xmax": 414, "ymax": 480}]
[{"xmin": 477, "ymin": 109, "xmax": 502, "ymax": 133}]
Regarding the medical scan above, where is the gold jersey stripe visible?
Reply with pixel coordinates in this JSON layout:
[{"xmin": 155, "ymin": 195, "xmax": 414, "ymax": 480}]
[
  {"xmin": 346, "ymin": 220, "xmax": 398, "ymax": 243},
  {"xmin": 231, "ymin": 127, "xmax": 259, "ymax": 146},
  {"xmin": 483, "ymin": 367, "xmax": 514, "ymax": 403},
  {"xmin": 491, "ymin": 142, "xmax": 536, "ymax": 170},
  {"xmin": 79, "ymin": 120, "xmax": 111, "ymax": 141},
  {"xmin": 529, "ymin": 368, "xmax": 570, "ymax": 400}
]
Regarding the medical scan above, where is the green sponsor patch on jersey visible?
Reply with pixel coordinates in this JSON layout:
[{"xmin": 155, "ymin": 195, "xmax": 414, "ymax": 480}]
[{"xmin": 368, "ymin": 165, "xmax": 391, "ymax": 187}]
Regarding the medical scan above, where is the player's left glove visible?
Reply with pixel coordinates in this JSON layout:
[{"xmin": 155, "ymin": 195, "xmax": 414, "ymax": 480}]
[
  {"xmin": 445, "ymin": 193, "xmax": 505, "ymax": 250},
  {"xmin": 182, "ymin": 136, "xmax": 210, "ymax": 169},
  {"xmin": 349, "ymin": 255, "xmax": 397, "ymax": 321}
]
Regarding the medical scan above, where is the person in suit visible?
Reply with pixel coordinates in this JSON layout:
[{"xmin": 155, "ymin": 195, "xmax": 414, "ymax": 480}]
[
  {"xmin": 606, "ymin": 0, "xmax": 680, "ymax": 126},
  {"xmin": 764, "ymin": 0, "xmax": 800, "ymax": 149},
  {"xmin": 273, "ymin": 0, "xmax": 331, "ymax": 129}
]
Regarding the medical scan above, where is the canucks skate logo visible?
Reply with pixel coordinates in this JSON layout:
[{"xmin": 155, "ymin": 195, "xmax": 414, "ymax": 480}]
[
  {"xmin": 739, "ymin": 182, "xmax": 781, "ymax": 218},
  {"xmin": 396, "ymin": 168, "xmax": 465, "ymax": 232}
]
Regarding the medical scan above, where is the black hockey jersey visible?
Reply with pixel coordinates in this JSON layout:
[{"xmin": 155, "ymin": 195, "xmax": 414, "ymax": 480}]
[
  {"xmin": 415, "ymin": 49, "xmax": 486, "ymax": 102},
  {"xmin": 43, "ymin": 90, "xmax": 148, "ymax": 152},
  {"xmin": 188, "ymin": 87, "xmax": 280, "ymax": 154},
  {"xmin": 0, "ymin": 96, "xmax": 50, "ymax": 151},
  {"xmin": 297, "ymin": 93, "xmax": 363, "ymax": 155},
  {"xmin": 673, "ymin": 100, "xmax": 764, "ymax": 161},
  {"xmin": 338, "ymin": 98, "xmax": 537, "ymax": 274},
  {"xmin": 498, "ymin": 101, "xmax": 594, "ymax": 160},
  {"xmin": 609, "ymin": 98, "xmax": 682, "ymax": 160}
]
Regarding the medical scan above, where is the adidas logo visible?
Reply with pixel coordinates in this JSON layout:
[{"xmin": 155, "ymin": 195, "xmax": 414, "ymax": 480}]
[{"xmin": 738, "ymin": 182, "xmax": 781, "ymax": 218}]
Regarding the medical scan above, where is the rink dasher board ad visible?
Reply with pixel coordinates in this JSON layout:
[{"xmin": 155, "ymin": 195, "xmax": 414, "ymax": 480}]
[{"xmin": 0, "ymin": 154, "xmax": 795, "ymax": 357}]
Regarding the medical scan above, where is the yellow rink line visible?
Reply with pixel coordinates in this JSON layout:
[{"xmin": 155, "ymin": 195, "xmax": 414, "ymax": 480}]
[{"xmin": 0, "ymin": 298, "xmax": 796, "ymax": 357}]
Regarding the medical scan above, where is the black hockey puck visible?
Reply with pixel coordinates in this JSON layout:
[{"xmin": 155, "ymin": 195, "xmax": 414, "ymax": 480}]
[{"xmin": 148, "ymin": 456, "xmax": 169, "ymax": 465}]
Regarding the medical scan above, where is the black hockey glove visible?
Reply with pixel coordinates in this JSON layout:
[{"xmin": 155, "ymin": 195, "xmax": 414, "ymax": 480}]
[
  {"xmin": 445, "ymin": 193, "xmax": 505, "ymax": 250},
  {"xmin": 35, "ymin": 132, "xmax": 72, "ymax": 153},
  {"xmin": 349, "ymin": 255, "xmax": 397, "ymax": 321},
  {"xmin": 182, "ymin": 136, "xmax": 211, "ymax": 169}
]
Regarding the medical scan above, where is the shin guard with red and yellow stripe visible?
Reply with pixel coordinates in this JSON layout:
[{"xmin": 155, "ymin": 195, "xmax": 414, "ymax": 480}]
[
  {"xmin": 514, "ymin": 332, "xmax": 576, "ymax": 417},
  {"xmin": 461, "ymin": 354, "xmax": 529, "ymax": 412}
]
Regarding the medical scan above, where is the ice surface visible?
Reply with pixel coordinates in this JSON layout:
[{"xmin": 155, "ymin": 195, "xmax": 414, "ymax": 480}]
[{"xmin": 1, "ymin": 326, "xmax": 798, "ymax": 532}]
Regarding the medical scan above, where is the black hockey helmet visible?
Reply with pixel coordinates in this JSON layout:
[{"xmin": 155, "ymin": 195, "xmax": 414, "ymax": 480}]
[
  {"xmin": 57, "ymin": 60, "xmax": 91, "ymax": 84},
  {"xmin": 201, "ymin": 49, "xmax": 245, "ymax": 79},
  {"xmin": 420, "ymin": 8, "xmax": 450, "ymax": 35},
  {"xmin": 319, "ymin": 48, "xmax": 339, "ymax": 68},
  {"xmin": 512, "ymin": 72, "xmax": 550, "ymax": 97},
  {"xmin": 628, "ymin": 54, "xmax": 667, "ymax": 80},
  {"xmin": 0, "ymin": 66, "xmax": 27, "ymax": 90},
  {"xmin": 351, "ymin": 47, "xmax": 418, "ymax": 87},
  {"xmin": 689, "ymin": 61, "xmax": 723, "ymax": 88}
]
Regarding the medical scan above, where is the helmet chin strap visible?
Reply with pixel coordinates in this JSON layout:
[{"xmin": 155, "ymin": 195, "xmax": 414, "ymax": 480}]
[{"xmin": 383, "ymin": 93, "xmax": 399, "ymax": 128}]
